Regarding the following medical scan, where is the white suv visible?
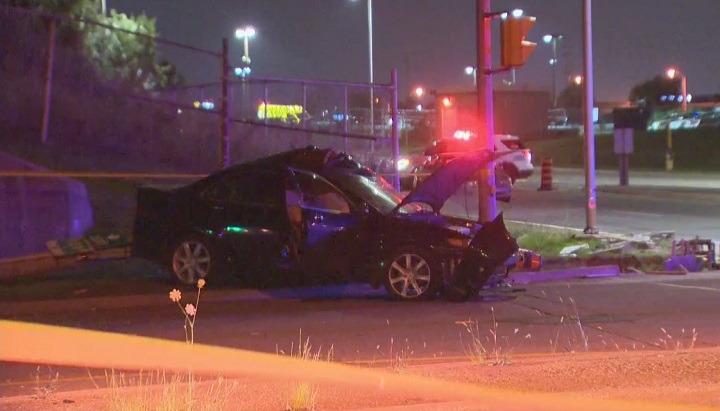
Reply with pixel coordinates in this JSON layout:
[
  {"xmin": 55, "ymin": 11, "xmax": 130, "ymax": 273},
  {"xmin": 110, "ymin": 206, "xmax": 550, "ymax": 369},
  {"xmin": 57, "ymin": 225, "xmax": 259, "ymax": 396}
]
[
  {"xmin": 494, "ymin": 134, "xmax": 533, "ymax": 183},
  {"xmin": 424, "ymin": 131, "xmax": 534, "ymax": 183}
]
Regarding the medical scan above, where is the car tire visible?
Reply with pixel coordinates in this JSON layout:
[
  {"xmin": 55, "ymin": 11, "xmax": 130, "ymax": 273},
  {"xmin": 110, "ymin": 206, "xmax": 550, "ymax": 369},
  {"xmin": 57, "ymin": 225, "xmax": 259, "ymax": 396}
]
[
  {"xmin": 167, "ymin": 234, "xmax": 217, "ymax": 285},
  {"xmin": 384, "ymin": 246, "xmax": 441, "ymax": 301},
  {"xmin": 498, "ymin": 163, "xmax": 518, "ymax": 184}
]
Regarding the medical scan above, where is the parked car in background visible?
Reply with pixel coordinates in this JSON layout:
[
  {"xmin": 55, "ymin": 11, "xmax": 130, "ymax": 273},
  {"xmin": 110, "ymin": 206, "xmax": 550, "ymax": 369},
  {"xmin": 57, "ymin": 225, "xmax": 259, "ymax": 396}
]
[
  {"xmin": 425, "ymin": 132, "xmax": 534, "ymax": 183},
  {"xmin": 698, "ymin": 111, "xmax": 720, "ymax": 128},
  {"xmin": 402, "ymin": 157, "xmax": 513, "ymax": 203},
  {"xmin": 649, "ymin": 111, "xmax": 704, "ymax": 131},
  {"xmin": 368, "ymin": 152, "xmax": 513, "ymax": 203},
  {"xmin": 132, "ymin": 147, "xmax": 540, "ymax": 301},
  {"xmin": 547, "ymin": 108, "xmax": 569, "ymax": 127}
]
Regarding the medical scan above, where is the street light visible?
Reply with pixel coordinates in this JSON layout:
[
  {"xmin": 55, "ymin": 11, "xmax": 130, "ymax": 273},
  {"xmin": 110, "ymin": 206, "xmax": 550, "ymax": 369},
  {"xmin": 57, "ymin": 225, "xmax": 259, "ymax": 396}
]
[
  {"xmin": 235, "ymin": 26, "xmax": 256, "ymax": 65},
  {"xmin": 235, "ymin": 26, "xmax": 256, "ymax": 121},
  {"xmin": 464, "ymin": 66, "xmax": 477, "ymax": 86},
  {"xmin": 414, "ymin": 86, "xmax": 424, "ymax": 98},
  {"xmin": 543, "ymin": 33, "xmax": 563, "ymax": 107},
  {"xmin": 666, "ymin": 67, "xmax": 688, "ymax": 112},
  {"xmin": 350, "ymin": 0, "xmax": 374, "ymax": 142},
  {"xmin": 572, "ymin": 74, "xmax": 583, "ymax": 85}
]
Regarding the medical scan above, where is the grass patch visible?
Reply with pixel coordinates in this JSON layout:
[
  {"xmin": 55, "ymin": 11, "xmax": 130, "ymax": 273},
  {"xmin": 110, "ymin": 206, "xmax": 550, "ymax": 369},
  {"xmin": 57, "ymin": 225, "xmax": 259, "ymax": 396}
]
[
  {"xmin": 507, "ymin": 221, "xmax": 675, "ymax": 272},
  {"xmin": 457, "ymin": 307, "xmax": 520, "ymax": 366},
  {"xmin": 277, "ymin": 329, "xmax": 334, "ymax": 362},
  {"xmin": 276, "ymin": 330, "xmax": 329, "ymax": 411},
  {"xmin": 508, "ymin": 223, "xmax": 606, "ymax": 257},
  {"xmin": 526, "ymin": 128, "xmax": 720, "ymax": 172},
  {"xmin": 105, "ymin": 371, "xmax": 238, "ymax": 411},
  {"xmin": 286, "ymin": 382, "xmax": 318, "ymax": 411}
]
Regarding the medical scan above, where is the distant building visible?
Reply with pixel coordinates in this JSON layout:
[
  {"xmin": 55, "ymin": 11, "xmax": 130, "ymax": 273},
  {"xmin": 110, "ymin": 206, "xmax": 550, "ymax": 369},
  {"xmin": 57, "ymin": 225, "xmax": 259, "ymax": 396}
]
[{"xmin": 434, "ymin": 88, "xmax": 551, "ymax": 140}]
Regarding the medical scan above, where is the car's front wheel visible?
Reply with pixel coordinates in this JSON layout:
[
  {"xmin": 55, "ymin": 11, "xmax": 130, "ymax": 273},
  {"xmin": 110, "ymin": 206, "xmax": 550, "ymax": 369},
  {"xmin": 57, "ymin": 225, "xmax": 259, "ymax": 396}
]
[
  {"xmin": 169, "ymin": 235, "xmax": 215, "ymax": 285},
  {"xmin": 497, "ymin": 163, "xmax": 518, "ymax": 184},
  {"xmin": 384, "ymin": 246, "xmax": 440, "ymax": 301}
]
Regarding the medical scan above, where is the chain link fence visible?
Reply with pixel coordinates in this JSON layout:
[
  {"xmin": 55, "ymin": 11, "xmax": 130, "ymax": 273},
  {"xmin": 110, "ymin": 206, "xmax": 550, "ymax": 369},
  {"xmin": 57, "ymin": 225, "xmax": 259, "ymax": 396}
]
[{"xmin": 0, "ymin": 5, "xmax": 399, "ymax": 258}]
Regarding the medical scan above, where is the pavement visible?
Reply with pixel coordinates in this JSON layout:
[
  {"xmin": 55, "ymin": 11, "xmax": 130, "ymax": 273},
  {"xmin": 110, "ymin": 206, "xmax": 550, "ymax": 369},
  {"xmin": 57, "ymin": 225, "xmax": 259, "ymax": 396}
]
[
  {"xmin": 3, "ymin": 270, "xmax": 720, "ymax": 411},
  {"xmin": 2, "ymin": 266, "xmax": 719, "ymax": 318}
]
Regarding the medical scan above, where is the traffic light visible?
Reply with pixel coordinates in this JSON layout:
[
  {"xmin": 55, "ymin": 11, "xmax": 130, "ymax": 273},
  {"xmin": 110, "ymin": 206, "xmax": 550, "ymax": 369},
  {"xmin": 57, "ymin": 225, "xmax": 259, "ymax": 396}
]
[{"xmin": 500, "ymin": 12, "xmax": 537, "ymax": 68}]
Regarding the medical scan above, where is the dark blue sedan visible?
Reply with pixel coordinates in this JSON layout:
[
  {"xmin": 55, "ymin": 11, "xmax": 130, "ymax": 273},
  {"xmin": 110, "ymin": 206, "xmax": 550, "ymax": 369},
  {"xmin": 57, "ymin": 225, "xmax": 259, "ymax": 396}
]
[{"xmin": 132, "ymin": 147, "xmax": 536, "ymax": 301}]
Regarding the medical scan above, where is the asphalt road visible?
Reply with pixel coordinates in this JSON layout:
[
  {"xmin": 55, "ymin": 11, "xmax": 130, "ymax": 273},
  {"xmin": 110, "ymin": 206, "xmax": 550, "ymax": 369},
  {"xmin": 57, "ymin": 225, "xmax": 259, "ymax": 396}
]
[
  {"xmin": 2, "ymin": 271, "xmax": 720, "ymax": 397},
  {"xmin": 441, "ymin": 167, "xmax": 720, "ymax": 243}
]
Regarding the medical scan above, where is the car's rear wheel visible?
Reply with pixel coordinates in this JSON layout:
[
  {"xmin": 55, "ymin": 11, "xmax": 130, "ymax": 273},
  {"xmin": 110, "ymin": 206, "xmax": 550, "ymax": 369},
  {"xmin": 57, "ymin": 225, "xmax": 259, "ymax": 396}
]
[
  {"xmin": 169, "ymin": 235, "xmax": 215, "ymax": 285},
  {"xmin": 385, "ymin": 246, "xmax": 440, "ymax": 301}
]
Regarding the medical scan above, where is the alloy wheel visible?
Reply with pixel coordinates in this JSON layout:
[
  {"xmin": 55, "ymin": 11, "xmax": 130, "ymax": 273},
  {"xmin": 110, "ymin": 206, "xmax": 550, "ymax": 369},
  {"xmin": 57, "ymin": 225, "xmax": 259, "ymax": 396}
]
[
  {"xmin": 387, "ymin": 253, "xmax": 433, "ymax": 299},
  {"xmin": 172, "ymin": 240, "xmax": 211, "ymax": 284}
]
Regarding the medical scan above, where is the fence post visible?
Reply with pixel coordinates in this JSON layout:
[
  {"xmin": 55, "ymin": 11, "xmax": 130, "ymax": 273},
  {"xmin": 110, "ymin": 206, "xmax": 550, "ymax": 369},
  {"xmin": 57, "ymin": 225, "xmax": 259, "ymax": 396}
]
[
  {"xmin": 302, "ymin": 82, "xmax": 310, "ymax": 147},
  {"xmin": 343, "ymin": 86, "xmax": 349, "ymax": 153},
  {"xmin": 41, "ymin": 17, "xmax": 57, "ymax": 144},
  {"xmin": 220, "ymin": 38, "xmax": 231, "ymax": 168},
  {"xmin": 390, "ymin": 68, "xmax": 400, "ymax": 191}
]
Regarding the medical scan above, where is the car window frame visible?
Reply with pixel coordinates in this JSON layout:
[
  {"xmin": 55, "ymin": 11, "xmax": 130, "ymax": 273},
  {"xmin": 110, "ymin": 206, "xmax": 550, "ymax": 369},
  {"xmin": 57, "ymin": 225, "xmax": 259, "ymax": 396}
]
[
  {"xmin": 287, "ymin": 168, "xmax": 356, "ymax": 215},
  {"xmin": 201, "ymin": 171, "xmax": 282, "ymax": 208}
]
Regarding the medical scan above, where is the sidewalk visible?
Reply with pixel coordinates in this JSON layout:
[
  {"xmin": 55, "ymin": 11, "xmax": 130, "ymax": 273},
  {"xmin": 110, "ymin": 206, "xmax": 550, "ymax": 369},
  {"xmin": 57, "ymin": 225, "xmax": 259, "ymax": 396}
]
[{"xmin": 543, "ymin": 167, "xmax": 720, "ymax": 191}]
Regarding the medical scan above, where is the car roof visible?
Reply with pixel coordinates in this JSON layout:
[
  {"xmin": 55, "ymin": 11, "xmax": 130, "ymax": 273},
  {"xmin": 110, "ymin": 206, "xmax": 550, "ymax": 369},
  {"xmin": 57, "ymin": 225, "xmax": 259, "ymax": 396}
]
[{"xmin": 181, "ymin": 146, "xmax": 338, "ymax": 192}]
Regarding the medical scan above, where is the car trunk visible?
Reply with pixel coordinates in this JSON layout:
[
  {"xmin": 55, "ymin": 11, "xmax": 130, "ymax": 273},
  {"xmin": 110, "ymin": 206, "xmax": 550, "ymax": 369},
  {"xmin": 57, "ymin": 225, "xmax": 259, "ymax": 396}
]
[{"xmin": 131, "ymin": 186, "xmax": 174, "ymax": 260}]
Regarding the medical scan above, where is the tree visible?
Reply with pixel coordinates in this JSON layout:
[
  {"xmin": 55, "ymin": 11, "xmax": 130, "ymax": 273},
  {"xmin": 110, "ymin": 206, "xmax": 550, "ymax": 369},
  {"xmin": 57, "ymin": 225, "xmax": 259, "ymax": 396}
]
[
  {"xmin": 82, "ymin": 10, "xmax": 186, "ymax": 90},
  {"xmin": 2, "ymin": 0, "xmax": 186, "ymax": 90},
  {"xmin": 557, "ymin": 83, "xmax": 583, "ymax": 108},
  {"xmin": 629, "ymin": 75, "xmax": 679, "ymax": 108}
]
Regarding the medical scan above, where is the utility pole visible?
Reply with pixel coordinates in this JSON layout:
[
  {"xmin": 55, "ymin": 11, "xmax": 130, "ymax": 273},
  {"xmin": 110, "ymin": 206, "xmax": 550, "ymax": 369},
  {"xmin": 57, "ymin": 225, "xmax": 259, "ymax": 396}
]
[
  {"xmin": 41, "ymin": 17, "xmax": 57, "ymax": 145},
  {"xmin": 476, "ymin": 0, "xmax": 496, "ymax": 224},
  {"xmin": 582, "ymin": 0, "xmax": 598, "ymax": 234},
  {"xmin": 367, "ymin": 0, "xmax": 375, "ymax": 154},
  {"xmin": 220, "ymin": 38, "xmax": 231, "ymax": 169}
]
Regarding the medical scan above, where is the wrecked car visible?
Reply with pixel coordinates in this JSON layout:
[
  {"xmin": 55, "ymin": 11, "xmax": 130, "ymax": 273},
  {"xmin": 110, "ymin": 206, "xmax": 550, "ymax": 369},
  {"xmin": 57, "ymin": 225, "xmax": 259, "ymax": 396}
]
[{"xmin": 132, "ymin": 146, "xmax": 539, "ymax": 301}]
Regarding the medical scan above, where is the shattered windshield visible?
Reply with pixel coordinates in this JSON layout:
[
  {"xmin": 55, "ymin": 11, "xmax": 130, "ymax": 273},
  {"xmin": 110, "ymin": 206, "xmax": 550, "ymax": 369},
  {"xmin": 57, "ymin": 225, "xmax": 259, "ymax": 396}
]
[{"xmin": 330, "ymin": 172, "xmax": 424, "ymax": 215}]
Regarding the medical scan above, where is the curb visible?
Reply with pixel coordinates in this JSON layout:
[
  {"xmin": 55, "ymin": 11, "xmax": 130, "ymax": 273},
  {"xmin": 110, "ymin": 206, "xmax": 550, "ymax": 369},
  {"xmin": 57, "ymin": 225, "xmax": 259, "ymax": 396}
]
[
  {"xmin": 595, "ymin": 184, "xmax": 720, "ymax": 201},
  {"xmin": 508, "ymin": 265, "xmax": 620, "ymax": 284}
]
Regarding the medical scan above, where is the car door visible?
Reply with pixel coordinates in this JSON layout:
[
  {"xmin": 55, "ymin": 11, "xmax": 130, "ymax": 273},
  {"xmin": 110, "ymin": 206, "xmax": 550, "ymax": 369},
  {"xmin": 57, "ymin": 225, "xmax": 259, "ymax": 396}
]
[
  {"xmin": 201, "ymin": 170, "xmax": 286, "ymax": 284},
  {"xmin": 288, "ymin": 169, "xmax": 364, "ymax": 282}
]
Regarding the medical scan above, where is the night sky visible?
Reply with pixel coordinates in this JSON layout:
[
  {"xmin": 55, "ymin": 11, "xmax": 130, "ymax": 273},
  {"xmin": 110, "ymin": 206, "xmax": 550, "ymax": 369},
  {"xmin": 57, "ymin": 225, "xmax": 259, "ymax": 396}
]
[{"xmin": 110, "ymin": 0, "xmax": 719, "ymax": 102}]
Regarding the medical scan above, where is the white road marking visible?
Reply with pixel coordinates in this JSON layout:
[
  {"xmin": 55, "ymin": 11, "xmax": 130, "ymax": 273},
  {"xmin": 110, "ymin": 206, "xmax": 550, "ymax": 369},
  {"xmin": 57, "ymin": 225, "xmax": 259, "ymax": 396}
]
[
  {"xmin": 614, "ymin": 210, "xmax": 663, "ymax": 218},
  {"xmin": 656, "ymin": 283, "xmax": 720, "ymax": 292}
]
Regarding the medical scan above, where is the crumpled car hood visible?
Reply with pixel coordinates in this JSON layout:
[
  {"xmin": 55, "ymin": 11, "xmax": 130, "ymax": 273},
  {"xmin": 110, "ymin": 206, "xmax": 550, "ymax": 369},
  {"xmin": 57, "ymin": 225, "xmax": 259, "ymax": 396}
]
[{"xmin": 393, "ymin": 151, "xmax": 491, "ymax": 214}]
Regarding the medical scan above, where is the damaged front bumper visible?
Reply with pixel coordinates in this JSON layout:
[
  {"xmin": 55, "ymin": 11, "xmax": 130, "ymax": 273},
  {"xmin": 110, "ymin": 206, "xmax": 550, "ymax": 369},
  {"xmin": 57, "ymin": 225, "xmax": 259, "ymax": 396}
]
[{"xmin": 443, "ymin": 214, "xmax": 542, "ymax": 300}]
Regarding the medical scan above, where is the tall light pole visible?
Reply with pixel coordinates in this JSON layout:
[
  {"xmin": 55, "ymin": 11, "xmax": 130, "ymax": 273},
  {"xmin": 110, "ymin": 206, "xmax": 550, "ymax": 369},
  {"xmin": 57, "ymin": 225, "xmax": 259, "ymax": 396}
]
[
  {"xmin": 350, "ymin": 0, "xmax": 375, "ymax": 151},
  {"xmin": 464, "ymin": 66, "xmax": 477, "ymax": 86},
  {"xmin": 235, "ymin": 26, "xmax": 256, "ymax": 69},
  {"xmin": 543, "ymin": 33, "xmax": 563, "ymax": 107},
  {"xmin": 367, "ymin": 0, "xmax": 375, "ymax": 148},
  {"xmin": 235, "ymin": 26, "xmax": 256, "ymax": 120},
  {"xmin": 666, "ymin": 67, "xmax": 688, "ymax": 112},
  {"xmin": 582, "ymin": 0, "xmax": 597, "ymax": 234}
]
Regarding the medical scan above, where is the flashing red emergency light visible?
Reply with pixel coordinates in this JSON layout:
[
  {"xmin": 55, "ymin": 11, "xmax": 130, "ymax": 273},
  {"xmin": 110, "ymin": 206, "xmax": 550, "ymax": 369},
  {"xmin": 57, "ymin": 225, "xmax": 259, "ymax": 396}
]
[{"xmin": 453, "ymin": 130, "xmax": 474, "ymax": 140}]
